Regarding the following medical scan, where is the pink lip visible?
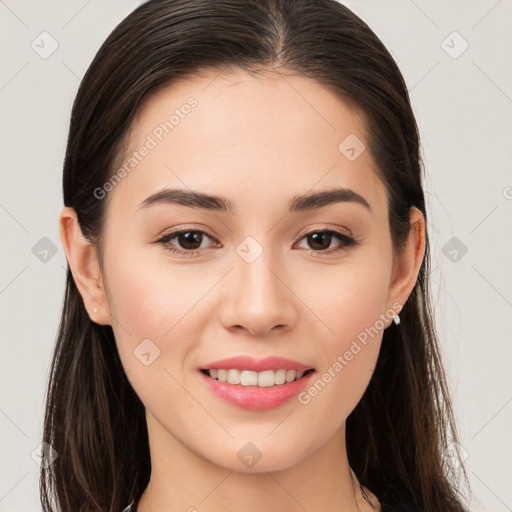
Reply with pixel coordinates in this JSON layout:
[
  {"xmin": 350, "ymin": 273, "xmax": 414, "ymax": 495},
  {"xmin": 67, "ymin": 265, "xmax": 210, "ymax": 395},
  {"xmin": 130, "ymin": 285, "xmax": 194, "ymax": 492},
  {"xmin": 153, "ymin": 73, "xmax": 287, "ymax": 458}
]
[
  {"xmin": 199, "ymin": 369, "xmax": 315, "ymax": 411},
  {"xmin": 200, "ymin": 356, "xmax": 313, "ymax": 372}
]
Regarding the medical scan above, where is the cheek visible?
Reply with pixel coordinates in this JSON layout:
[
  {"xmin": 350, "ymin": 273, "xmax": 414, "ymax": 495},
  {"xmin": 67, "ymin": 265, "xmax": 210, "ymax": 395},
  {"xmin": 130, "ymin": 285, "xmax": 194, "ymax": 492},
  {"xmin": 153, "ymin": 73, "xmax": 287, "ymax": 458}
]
[
  {"xmin": 304, "ymin": 256, "xmax": 391, "ymax": 349},
  {"xmin": 103, "ymin": 253, "xmax": 208, "ymax": 415},
  {"xmin": 296, "ymin": 253, "xmax": 391, "ymax": 415},
  {"xmin": 106, "ymin": 264, "xmax": 170, "ymax": 340},
  {"xmin": 102, "ymin": 247, "xmax": 215, "ymax": 383},
  {"xmin": 105, "ymin": 249, "xmax": 208, "ymax": 337}
]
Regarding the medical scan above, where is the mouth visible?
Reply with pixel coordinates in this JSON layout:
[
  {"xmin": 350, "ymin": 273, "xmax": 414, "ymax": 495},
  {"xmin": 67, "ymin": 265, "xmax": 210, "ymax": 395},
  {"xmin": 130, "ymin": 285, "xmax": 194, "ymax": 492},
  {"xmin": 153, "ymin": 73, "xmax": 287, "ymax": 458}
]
[
  {"xmin": 197, "ymin": 355, "xmax": 316, "ymax": 410},
  {"xmin": 200, "ymin": 368, "xmax": 315, "ymax": 387},
  {"xmin": 199, "ymin": 367, "xmax": 316, "ymax": 411}
]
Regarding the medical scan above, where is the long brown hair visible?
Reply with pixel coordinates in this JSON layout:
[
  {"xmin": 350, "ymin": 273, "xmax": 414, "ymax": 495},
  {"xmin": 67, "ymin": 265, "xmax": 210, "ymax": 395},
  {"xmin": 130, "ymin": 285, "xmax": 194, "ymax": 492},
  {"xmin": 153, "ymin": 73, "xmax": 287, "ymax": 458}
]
[{"xmin": 41, "ymin": 0, "xmax": 471, "ymax": 510}]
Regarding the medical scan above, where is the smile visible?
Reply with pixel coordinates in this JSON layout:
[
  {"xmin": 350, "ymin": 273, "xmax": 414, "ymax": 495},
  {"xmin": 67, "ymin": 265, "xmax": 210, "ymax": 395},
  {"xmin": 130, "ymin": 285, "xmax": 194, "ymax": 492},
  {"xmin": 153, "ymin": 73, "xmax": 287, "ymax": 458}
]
[
  {"xmin": 201, "ymin": 368, "xmax": 314, "ymax": 387},
  {"xmin": 199, "ymin": 368, "xmax": 315, "ymax": 411}
]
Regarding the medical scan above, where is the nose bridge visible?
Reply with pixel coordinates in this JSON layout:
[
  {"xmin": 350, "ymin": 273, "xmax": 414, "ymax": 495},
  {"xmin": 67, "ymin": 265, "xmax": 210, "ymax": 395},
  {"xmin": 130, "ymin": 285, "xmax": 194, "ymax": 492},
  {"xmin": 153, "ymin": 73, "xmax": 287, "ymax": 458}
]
[{"xmin": 220, "ymin": 238, "xmax": 297, "ymax": 335}]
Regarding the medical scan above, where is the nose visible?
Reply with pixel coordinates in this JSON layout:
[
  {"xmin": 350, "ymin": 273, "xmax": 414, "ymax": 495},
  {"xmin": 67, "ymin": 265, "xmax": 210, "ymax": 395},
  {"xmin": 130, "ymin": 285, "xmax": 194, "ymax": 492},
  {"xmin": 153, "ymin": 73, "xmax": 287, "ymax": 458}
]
[{"xmin": 219, "ymin": 252, "xmax": 298, "ymax": 337}]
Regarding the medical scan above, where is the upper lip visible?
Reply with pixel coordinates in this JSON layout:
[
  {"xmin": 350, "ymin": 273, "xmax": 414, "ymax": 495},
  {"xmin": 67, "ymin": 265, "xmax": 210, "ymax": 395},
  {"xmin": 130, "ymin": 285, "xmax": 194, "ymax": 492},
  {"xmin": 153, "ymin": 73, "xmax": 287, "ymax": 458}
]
[{"xmin": 200, "ymin": 356, "xmax": 314, "ymax": 373}]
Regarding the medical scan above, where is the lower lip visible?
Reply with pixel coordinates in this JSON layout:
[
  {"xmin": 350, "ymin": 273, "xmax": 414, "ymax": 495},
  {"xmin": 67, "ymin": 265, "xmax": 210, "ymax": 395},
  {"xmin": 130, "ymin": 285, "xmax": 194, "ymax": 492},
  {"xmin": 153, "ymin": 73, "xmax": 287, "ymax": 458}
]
[{"xmin": 199, "ymin": 370, "xmax": 315, "ymax": 411}]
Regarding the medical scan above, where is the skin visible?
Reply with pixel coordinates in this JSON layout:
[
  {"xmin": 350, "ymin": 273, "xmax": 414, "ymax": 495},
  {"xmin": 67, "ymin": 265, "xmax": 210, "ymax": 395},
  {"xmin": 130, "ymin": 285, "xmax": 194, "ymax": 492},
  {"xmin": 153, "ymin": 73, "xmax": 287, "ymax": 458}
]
[{"xmin": 60, "ymin": 68, "xmax": 425, "ymax": 512}]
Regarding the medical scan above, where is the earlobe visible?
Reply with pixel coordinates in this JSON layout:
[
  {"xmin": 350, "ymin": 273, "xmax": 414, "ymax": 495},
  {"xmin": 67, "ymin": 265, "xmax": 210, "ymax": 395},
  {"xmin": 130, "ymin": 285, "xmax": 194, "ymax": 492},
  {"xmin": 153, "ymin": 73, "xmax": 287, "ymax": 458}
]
[
  {"xmin": 386, "ymin": 207, "xmax": 426, "ymax": 325},
  {"xmin": 59, "ymin": 206, "xmax": 111, "ymax": 325}
]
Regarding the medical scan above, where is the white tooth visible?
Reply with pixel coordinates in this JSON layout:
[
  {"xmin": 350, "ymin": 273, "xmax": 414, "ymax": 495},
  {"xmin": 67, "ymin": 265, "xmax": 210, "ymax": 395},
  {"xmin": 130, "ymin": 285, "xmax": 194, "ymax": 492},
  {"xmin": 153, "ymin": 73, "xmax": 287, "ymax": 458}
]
[
  {"xmin": 209, "ymin": 368, "xmax": 306, "ymax": 386},
  {"xmin": 274, "ymin": 369, "xmax": 286, "ymax": 385},
  {"xmin": 285, "ymin": 370, "xmax": 296, "ymax": 383},
  {"xmin": 258, "ymin": 370, "xmax": 275, "ymax": 387},
  {"xmin": 227, "ymin": 369, "xmax": 241, "ymax": 384},
  {"xmin": 240, "ymin": 370, "xmax": 258, "ymax": 386}
]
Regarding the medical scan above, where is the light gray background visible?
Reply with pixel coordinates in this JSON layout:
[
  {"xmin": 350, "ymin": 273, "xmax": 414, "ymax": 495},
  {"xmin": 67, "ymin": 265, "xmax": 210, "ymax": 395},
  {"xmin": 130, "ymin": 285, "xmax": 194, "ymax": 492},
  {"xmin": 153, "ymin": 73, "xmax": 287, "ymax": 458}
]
[{"xmin": 1, "ymin": 1, "xmax": 511, "ymax": 510}]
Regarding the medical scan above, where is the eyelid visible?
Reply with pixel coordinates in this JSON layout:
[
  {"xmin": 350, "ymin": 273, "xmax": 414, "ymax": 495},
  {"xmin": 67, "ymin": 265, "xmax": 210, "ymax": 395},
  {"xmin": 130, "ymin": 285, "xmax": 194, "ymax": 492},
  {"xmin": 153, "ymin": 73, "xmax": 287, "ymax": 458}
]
[
  {"xmin": 155, "ymin": 225, "xmax": 218, "ymax": 242},
  {"xmin": 295, "ymin": 224, "xmax": 354, "ymax": 240},
  {"xmin": 156, "ymin": 224, "xmax": 354, "ymax": 244}
]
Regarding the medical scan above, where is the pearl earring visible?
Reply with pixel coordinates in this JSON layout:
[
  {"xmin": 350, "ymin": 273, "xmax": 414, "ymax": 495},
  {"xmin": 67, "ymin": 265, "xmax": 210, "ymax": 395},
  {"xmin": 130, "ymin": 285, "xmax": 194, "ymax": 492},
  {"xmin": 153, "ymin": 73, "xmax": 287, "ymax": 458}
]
[{"xmin": 94, "ymin": 307, "xmax": 98, "ymax": 313}]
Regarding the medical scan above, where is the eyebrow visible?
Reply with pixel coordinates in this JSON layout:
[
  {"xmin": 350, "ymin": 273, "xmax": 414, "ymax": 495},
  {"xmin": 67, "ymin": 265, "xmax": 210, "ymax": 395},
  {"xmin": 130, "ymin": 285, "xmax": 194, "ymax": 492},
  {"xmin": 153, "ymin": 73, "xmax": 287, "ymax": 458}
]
[{"xmin": 137, "ymin": 187, "xmax": 371, "ymax": 214}]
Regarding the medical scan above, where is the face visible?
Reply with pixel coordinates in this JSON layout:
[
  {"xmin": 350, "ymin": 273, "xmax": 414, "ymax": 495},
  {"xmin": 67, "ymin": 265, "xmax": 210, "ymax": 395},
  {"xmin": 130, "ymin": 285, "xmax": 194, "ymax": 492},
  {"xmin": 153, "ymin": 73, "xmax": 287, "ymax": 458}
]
[{"xmin": 92, "ymin": 68, "xmax": 406, "ymax": 472}]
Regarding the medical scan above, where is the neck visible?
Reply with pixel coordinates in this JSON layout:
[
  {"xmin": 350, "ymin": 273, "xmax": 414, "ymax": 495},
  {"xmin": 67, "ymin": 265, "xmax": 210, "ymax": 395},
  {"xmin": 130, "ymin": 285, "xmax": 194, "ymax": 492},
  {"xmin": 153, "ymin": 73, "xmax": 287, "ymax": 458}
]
[{"xmin": 136, "ymin": 413, "xmax": 371, "ymax": 512}]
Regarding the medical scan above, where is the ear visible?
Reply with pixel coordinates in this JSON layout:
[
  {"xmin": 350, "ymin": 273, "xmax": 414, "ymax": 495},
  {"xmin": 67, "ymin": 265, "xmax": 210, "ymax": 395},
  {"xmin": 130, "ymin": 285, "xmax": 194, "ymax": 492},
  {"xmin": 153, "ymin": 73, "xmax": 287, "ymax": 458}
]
[
  {"xmin": 386, "ymin": 206, "xmax": 426, "ymax": 324},
  {"xmin": 59, "ymin": 206, "xmax": 111, "ymax": 325}
]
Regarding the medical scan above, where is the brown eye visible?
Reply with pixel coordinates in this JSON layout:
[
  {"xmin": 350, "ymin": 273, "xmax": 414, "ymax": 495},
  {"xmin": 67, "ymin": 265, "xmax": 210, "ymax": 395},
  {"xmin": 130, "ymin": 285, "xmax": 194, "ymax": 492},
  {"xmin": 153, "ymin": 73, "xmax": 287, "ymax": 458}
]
[
  {"xmin": 306, "ymin": 232, "xmax": 333, "ymax": 251},
  {"xmin": 157, "ymin": 229, "xmax": 218, "ymax": 255},
  {"xmin": 296, "ymin": 229, "xmax": 357, "ymax": 254},
  {"xmin": 174, "ymin": 231, "xmax": 204, "ymax": 250}
]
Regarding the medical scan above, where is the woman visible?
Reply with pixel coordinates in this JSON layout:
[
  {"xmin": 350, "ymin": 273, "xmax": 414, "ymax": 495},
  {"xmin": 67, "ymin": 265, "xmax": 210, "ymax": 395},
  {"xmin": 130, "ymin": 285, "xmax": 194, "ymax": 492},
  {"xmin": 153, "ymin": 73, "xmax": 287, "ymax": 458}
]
[{"xmin": 40, "ymin": 0, "xmax": 471, "ymax": 510}]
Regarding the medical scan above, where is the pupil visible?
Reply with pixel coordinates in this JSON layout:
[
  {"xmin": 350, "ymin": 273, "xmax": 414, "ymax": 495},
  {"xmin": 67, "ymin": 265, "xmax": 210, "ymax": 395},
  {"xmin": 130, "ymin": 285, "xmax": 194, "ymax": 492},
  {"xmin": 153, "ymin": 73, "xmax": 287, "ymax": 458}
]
[
  {"xmin": 309, "ymin": 232, "xmax": 331, "ymax": 251},
  {"xmin": 180, "ymin": 231, "xmax": 202, "ymax": 250}
]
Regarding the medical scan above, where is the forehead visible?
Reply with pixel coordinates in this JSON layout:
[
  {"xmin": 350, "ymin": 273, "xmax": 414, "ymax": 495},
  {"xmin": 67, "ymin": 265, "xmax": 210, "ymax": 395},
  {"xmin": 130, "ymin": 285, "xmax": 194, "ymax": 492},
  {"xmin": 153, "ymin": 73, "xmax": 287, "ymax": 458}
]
[{"xmin": 106, "ymin": 67, "xmax": 385, "ymax": 218}]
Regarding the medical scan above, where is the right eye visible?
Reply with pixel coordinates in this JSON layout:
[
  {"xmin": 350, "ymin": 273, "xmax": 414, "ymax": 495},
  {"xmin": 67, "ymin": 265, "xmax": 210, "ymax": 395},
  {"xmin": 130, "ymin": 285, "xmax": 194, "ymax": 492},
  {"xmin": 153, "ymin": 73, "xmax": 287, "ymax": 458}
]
[{"xmin": 156, "ymin": 229, "xmax": 221, "ymax": 256}]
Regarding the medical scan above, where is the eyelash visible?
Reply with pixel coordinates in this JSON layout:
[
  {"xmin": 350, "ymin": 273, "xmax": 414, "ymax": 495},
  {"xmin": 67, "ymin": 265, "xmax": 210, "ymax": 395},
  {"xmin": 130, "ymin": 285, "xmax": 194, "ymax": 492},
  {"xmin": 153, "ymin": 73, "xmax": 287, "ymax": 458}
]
[{"xmin": 155, "ymin": 227, "xmax": 358, "ymax": 257}]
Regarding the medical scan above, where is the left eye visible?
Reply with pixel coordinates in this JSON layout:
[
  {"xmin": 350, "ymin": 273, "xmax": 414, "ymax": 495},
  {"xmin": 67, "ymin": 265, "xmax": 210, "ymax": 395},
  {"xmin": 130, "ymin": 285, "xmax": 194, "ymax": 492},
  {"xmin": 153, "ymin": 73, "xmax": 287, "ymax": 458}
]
[
  {"xmin": 156, "ymin": 228, "xmax": 357, "ymax": 256},
  {"xmin": 295, "ymin": 230, "xmax": 357, "ymax": 253}
]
